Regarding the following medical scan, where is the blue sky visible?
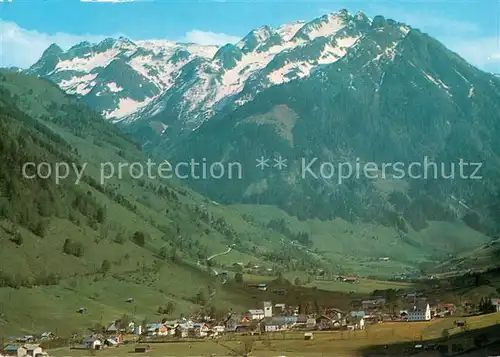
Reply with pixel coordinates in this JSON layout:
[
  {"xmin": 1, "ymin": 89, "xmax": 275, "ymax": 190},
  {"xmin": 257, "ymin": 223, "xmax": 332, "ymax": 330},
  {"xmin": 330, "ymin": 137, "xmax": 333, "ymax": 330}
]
[{"xmin": 1, "ymin": 0, "xmax": 499, "ymax": 72}]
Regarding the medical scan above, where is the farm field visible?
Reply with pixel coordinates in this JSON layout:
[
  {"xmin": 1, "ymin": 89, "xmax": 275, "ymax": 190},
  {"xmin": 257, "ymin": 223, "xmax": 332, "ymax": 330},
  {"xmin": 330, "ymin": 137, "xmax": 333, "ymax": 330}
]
[
  {"xmin": 306, "ymin": 278, "xmax": 416, "ymax": 294},
  {"xmin": 421, "ymin": 312, "xmax": 500, "ymax": 338},
  {"xmin": 49, "ymin": 330, "xmax": 419, "ymax": 357}
]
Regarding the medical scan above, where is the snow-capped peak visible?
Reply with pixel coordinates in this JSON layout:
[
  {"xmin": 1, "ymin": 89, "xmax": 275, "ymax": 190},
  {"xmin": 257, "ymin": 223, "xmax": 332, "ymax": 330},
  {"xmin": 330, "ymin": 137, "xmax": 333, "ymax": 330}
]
[
  {"xmin": 276, "ymin": 21, "xmax": 306, "ymax": 41},
  {"xmin": 27, "ymin": 37, "xmax": 220, "ymax": 120},
  {"xmin": 128, "ymin": 9, "xmax": 372, "ymax": 127},
  {"xmin": 28, "ymin": 8, "xmax": 390, "ymax": 128},
  {"xmin": 292, "ymin": 10, "xmax": 351, "ymax": 42}
]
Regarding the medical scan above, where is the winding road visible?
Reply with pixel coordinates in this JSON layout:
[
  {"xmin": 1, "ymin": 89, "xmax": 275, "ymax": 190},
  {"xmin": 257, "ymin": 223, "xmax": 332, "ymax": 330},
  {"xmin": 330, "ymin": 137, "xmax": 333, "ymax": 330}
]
[{"xmin": 206, "ymin": 245, "xmax": 234, "ymax": 261}]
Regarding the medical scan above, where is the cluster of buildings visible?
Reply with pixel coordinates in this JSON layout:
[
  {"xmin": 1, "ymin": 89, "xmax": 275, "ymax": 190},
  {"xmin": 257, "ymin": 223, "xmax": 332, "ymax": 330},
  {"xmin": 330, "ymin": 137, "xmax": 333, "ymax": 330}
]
[
  {"xmin": 1, "ymin": 333, "xmax": 56, "ymax": 357},
  {"xmin": 142, "ymin": 320, "xmax": 224, "ymax": 339},
  {"xmin": 224, "ymin": 302, "xmax": 366, "ymax": 333},
  {"xmin": 135, "ymin": 301, "xmax": 368, "ymax": 341},
  {"xmin": 349, "ymin": 293, "xmax": 459, "ymax": 323},
  {"xmin": 73, "ymin": 318, "xmax": 228, "ymax": 349},
  {"xmin": 15, "ymin": 294, "xmax": 459, "ymax": 353},
  {"xmin": 72, "ymin": 300, "xmax": 371, "ymax": 349},
  {"xmin": 78, "ymin": 334, "xmax": 123, "ymax": 350},
  {"xmin": 400, "ymin": 299, "xmax": 459, "ymax": 321},
  {"xmin": 5, "ymin": 293, "xmax": 496, "ymax": 353},
  {"xmin": 1, "ymin": 344, "xmax": 48, "ymax": 357}
]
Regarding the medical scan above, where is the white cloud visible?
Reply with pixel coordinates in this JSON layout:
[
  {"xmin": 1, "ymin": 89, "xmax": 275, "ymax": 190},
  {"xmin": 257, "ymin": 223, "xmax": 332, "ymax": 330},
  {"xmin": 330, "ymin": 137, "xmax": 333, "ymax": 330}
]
[
  {"xmin": 0, "ymin": 21, "xmax": 125, "ymax": 68},
  {"xmin": 181, "ymin": 30, "xmax": 240, "ymax": 46},
  {"xmin": 445, "ymin": 37, "xmax": 500, "ymax": 72}
]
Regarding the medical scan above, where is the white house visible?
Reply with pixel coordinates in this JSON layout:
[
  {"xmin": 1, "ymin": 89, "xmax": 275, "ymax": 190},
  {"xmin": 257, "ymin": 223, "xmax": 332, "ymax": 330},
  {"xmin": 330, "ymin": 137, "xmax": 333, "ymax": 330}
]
[
  {"xmin": 166, "ymin": 325, "xmax": 177, "ymax": 336},
  {"xmin": 306, "ymin": 318, "xmax": 316, "ymax": 328},
  {"xmin": 83, "ymin": 338, "xmax": 102, "ymax": 350},
  {"xmin": 265, "ymin": 324, "xmax": 286, "ymax": 332},
  {"xmin": 264, "ymin": 317, "xmax": 288, "ymax": 332},
  {"xmin": 491, "ymin": 298, "xmax": 500, "ymax": 312},
  {"xmin": 275, "ymin": 303, "xmax": 286, "ymax": 311},
  {"xmin": 212, "ymin": 325, "xmax": 225, "ymax": 336},
  {"xmin": 175, "ymin": 325, "xmax": 189, "ymax": 338},
  {"xmin": 403, "ymin": 303, "xmax": 431, "ymax": 321},
  {"xmin": 146, "ymin": 323, "xmax": 169, "ymax": 336},
  {"xmin": 17, "ymin": 344, "xmax": 43, "ymax": 357},
  {"xmin": 247, "ymin": 309, "xmax": 265, "ymax": 320},
  {"xmin": 104, "ymin": 339, "xmax": 118, "ymax": 347},
  {"xmin": 134, "ymin": 325, "xmax": 142, "ymax": 335},
  {"xmin": 193, "ymin": 323, "xmax": 210, "ymax": 338},
  {"xmin": 39, "ymin": 333, "xmax": 54, "ymax": 341}
]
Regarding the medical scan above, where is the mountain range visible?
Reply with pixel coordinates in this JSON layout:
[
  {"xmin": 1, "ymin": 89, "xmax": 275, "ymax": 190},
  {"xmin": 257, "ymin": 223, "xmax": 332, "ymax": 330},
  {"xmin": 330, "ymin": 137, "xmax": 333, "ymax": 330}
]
[
  {"xmin": 28, "ymin": 10, "xmax": 380, "ymax": 131},
  {"xmin": 27, "ymin": 38, "xmax": 218, "ymax": 120},
  {"xmin": 27, "ymin": 9, "xmax": 500, "ymax": 240}
]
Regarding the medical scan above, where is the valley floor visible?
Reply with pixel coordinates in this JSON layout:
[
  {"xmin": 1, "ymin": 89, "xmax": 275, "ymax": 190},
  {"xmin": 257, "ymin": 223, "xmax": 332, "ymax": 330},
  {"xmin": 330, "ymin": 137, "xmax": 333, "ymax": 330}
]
[{"xmin": 46, "ymin": 314, "xmax": 500, "ymax": 357}]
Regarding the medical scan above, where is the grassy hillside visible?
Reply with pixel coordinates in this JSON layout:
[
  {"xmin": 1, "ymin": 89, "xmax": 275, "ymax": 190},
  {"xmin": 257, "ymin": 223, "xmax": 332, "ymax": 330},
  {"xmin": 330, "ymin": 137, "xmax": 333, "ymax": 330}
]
[
  {"xmin": 434, "ymin": 238, "xmax": 500, "ymax": 273},
  {"xmin": 0, "ymin": 70, "xmax": 332, "ymax": 337}
]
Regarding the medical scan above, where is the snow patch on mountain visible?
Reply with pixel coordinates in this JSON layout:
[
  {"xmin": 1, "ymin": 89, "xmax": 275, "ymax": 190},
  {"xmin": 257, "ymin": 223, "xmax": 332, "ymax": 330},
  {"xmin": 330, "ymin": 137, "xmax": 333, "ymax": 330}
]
[
  {"xmin": 137, "ymin": 40, "xmax": 218, "ymax": 58},
  {"xmin": 297, "ymin": 13, "xmax": 346, "ymax": 41},
  {"xmin": 454, "ymin": 69, "xmax": 471, "ymax": 84},
  {"xmin": 468, "ymin": 86, "xmax": 475, "ymax": 98},
  {"xmin": 128, "ymin": 54, "xmax": 178, "ymax": 89},
  {"xmin": 400, "ymin": 25, "xmax": 410, "ymax": 35},
  {"xmin": 419, "ymin": 71, "xmax": 452, "ymax": 98},
  {"xmin": 59, "ymin": 73, "xmax": 97, "ymax": 95},
  {"xmin": 267, "ymin": 35, "xmax": 360, "ymax": 85},
  {"xmin": 104, "ymin": 97, "xmax": 153, "ymax": 120},
  {"xmin": 28, "ymin": 37, "xmax": 220, "ymax": 120},
  {"xmin": 55, "ymin": 48, "xmax": 119, "ymax": 73},
  {"xmin": 107, "ymin": 82, "xmax": 123, "ymax": 92},
  {"xmin": 215, "ymin": 48, "xmax": 276, "ymax": 101},
  {"xmin": 137, "ymin": 10, "xmax": 365, "ymax": 127},
  {"xmin": 422, "ymin": 72, "xmax": 449, "ymax": 90},
  {"xmin": 276, "ymin": 21, "xmax": 306, "ymax": 41}
]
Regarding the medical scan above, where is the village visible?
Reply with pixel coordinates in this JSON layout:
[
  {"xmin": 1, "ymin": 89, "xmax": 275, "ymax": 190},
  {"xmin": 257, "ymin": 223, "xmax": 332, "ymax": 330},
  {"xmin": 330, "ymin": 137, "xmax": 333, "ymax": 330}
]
[{"xmin": 3, "ymin": 282, "xmax": 499, "ymax": 357}]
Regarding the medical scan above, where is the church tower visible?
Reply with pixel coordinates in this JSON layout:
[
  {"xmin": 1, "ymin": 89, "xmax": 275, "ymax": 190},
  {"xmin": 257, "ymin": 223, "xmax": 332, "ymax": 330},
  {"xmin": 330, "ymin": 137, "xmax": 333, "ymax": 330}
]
[{"xmin": 263, "ymin": 301, "xmax": 273, "ymax": 318}]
